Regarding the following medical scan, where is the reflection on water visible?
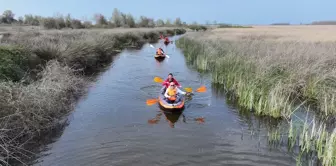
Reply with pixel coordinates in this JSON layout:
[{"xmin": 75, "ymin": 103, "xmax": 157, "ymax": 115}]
[
  {"xmin": 148, "ymin": 110, "xmax": 184, "ymax": 128},
  {"xmin": 194, "ymin": 117, "xmax": 205, "ymax": 124},
  {"xmin": 148, "ymin": 109, "xmax": 205, "ymax": 128}
]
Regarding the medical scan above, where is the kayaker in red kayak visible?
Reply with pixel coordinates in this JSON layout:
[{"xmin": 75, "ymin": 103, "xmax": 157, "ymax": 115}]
[
  {"xmin": 156, "ymin": 48, "xmax": 165, "ymax": 55},
  {"xmin": 164, "ymin": 37, "xmax": 170, "ymax": 43},
  {"xmin": 162, "ymin": 73, "xmax": 181, "ymax": 88}
]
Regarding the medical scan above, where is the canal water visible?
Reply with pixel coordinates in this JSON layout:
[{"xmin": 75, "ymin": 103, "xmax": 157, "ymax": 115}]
[{"xmin": 33, "ymin": 36, "xmax": 299, "ymax": 166}]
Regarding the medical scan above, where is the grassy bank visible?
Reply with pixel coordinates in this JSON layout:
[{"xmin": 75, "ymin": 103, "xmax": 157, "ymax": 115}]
[
  {"xmin": 176, "ymin": 26, "xmax": 336, "ymax": 165},
  {"xmin": 0, "ymin": 27, "xmax": 186, "ymax": 165},
  {"xmin": 177, "ymin": 33, "xmax": 336, "ymax": 118}
]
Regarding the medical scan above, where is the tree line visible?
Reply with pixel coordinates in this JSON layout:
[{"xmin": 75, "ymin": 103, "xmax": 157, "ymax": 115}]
[{"xmin": 0, "ymin": 8, "xmax": 207, "ymax": 31}]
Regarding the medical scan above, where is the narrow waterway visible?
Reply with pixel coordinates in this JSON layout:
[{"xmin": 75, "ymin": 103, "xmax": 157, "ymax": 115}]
[{"xmin": 33, "ymin": 36, "xmax": 300, "ymax": 166}]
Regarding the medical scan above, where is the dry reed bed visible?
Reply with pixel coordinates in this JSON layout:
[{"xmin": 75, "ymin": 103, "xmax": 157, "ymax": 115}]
[
  {"xmin": 178, "ymin": 30, "xmax": 336, "ymax": 118},
  {"xmin": 207, "ymin": 25, "xmax": 336, "ymax": 42},
  {"xmin": 0, "ymin": 27, "xmax": 186, "ymax": 165},
  {"xmin": 176, "ymin": 27, "xmax": 336, "ymax": 165}
]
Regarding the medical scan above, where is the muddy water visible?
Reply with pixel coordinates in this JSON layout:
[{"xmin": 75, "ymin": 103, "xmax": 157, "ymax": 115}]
[{"xmin": 33, "ymin": 36, "xmax": 299, "ymax": 166}]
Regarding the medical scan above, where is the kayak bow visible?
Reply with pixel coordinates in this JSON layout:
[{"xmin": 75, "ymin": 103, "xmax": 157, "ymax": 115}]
[{"xmin": 158, "ymin": 87, "xmax": 185, "ymax": 110}]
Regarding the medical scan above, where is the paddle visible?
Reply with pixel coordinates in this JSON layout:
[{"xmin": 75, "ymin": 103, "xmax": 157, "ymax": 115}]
[
  {"xmin": 153, "ymin": 76, "xmax": 164, "ymax": 83},
  {"xmin": 184, "ymin": 85, "xmax": 207, "ymax": 93},
  {"xmin": 146, "ymin": 98, "xmax": 159, "ymax": 106},
  {"xmin": 149, "ymin": 44, "xmax": 170, "ymax": 58}
]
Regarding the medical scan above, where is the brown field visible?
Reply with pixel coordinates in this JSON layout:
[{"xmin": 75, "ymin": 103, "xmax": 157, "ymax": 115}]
[{"xmin": 199, "ymin": 25, "xmax": 336, "ymax": 42}]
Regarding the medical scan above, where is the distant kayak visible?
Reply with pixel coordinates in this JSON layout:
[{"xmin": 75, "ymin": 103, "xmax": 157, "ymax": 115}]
[
  {"xmin": 158, "ymin": 87, "xmax": 185, "ymax": 111},
  {"xmin": 164, "ymin": 40, "xmax": 170, "ymax": 45}
]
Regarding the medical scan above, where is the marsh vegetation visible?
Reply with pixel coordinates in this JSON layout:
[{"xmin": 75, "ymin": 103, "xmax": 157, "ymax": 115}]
[
  {"xmin": 176, "ymin": 25, "xmax": 336, "ymax": 165},
  {"xmin": 0, "ymin": 10, "xmax": 186, "ymax": 164}
]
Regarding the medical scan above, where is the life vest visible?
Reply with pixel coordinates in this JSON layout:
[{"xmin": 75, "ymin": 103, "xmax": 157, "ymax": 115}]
[{"xmin": 167, "ymin": 87, "xmax": 177, "ymax": 96}]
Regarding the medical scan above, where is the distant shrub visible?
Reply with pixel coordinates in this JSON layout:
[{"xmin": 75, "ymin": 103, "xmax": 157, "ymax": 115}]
[
  {"xmin": 218, "ymin": 23, "xmax": 252, "ymax": 28},
  {"xmin": 70, "ymin": 19, "xmax": 84, "ymax": 29},
  {"xmin": 42, "ymin": 17, "xmax": 58, "ymax": 29},
  {"xmin": 188, "ymin": 25, "xmax": 207, "ymax": 31},
  {"xmin": 270, "ymin": 23, "xmax": 290, "ymax": 25}
]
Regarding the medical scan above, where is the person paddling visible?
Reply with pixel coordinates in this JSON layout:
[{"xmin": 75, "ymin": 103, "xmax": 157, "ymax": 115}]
[
  {"xmin": 164, "ymin": 37, "xmax": 170, "ymax": 42},
  {"xmin": 156, "ymin": 47, "xmax": 165, "ymax": 55},
  {"xmin": 164, "ymin": 82, "xmax": 188, "ymax": 103},
  {"xmin": 162, "ymin": 73, "xmax": 181, "ymax": 88}
]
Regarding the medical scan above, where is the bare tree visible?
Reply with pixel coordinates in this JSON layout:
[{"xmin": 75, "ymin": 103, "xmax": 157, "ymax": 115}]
[
  {"xmin": 111, "ymin": 8, "xmax": 122, "ymax": 27},
  {"xmin": 2, "ymin": 10, "xmax": 15, "ymax": 23},
  {"xmin": 24, "ymin": 14, "xmax": 38, "ymax": 25},
  {"xmin": 156, "ymin": 19, "xmax": 165, "ymax": 27},
  {"xmin": 94, "ymin": 13, "xmax": 108, "ymax": 25},
  {"xmin": 65, "ymin": 14, "xmax": 72, "ymax": 28},
  {"xmin": 165, "ymin": 19, "xmax": 172, "ymax": 26},
  {"xmin": 18, "ymin": 16, "xmax": 23, "ymax": 24},
  {"xmin": 174, "ymin": 17, "xmax": 182, "ymax": 26},
  {"xmin": 126, "ymin": 14, "xmax": 136, "ymax": 28}
]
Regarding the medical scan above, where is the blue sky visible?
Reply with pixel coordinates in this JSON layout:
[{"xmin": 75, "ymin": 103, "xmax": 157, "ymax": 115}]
[{"xmin": 0, "ymin": 0, "xmax": 335, "ymax": 25}]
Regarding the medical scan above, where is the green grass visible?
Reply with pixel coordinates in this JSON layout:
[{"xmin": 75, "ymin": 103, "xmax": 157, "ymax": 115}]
[
  {"xmin": 0, "ymin": 46, "xmax": 36, "ymax": 82},
  {"xmin": 176, "ymin": 35, "xmax": 336, "ymax": 166},
  {"xmin": 187, "ymin": 25, "xmax": 207, "ymax": 31},
  {"xmin": 0, "ymin": 27, "xmax": 186, "ymax": 165}
]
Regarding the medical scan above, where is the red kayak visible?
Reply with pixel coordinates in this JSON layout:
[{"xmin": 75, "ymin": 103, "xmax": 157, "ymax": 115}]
[{"xmin": 164, "ymin": 37, "xmax": 170, "ymax": 45}]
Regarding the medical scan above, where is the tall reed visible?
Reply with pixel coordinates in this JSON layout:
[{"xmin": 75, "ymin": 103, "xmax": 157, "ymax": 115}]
[
  {"xmin": 177, "ymin": 36, "xmax": 336, "ymax": 119},
  {"xmin": 176, "ymin": 34, "xmax": 336, "ymax": 165}
]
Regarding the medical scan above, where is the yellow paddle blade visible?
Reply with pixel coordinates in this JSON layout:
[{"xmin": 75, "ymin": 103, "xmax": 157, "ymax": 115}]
[
  {"xmin": 184, "ymin": 87, "xmax": 193, "ymax": 93},
  {"xmin": 146, "ymin": 99, "xmax": 159, "ymax": 106},
  {"xmin": 196, "ymin": 85, "xmax": 207, "ymax": 93},
  {"xmin": 184, "ymin": 86, "xmax": 207, "ymax": 93},
  {"xmin": 153, "ymin": 77, "xmax": 164, "ymax": 83}
]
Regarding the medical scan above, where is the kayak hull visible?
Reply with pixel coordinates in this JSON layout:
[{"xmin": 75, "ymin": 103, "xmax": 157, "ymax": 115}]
[
  {"xmin": 158, "ymin": 87, "xmax": 185, "ymax": 111},
  {"xmin": 164, "ymin": 41, "xmax": 170, "ymax": 45},
  {"xmin": 154, "ymin": 54, "xmax": 165, "ymax": 61}
]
